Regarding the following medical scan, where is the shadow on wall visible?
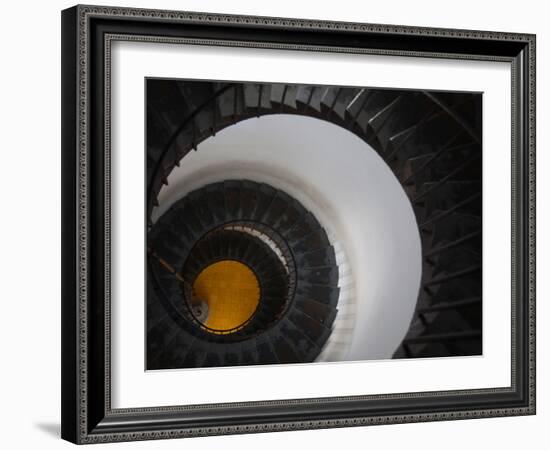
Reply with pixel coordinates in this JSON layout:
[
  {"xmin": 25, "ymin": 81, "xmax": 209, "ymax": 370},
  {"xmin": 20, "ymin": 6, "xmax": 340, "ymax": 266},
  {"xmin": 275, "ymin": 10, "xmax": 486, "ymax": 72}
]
[{"xmin": 35, "ymin": 422, "xmax": 60, "ymax": 438}]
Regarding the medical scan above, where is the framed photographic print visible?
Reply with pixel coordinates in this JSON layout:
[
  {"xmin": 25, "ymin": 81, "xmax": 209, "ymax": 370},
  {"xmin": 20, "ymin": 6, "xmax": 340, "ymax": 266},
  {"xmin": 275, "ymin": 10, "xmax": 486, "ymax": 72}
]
[{"xmin": 61, "ymin": 4, "xmax": 536, "ymax": 444}]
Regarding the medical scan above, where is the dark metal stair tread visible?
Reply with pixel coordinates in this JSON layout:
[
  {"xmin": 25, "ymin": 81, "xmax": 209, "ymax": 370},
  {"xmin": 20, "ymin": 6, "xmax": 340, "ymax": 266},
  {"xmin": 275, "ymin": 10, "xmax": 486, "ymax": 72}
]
[
  {"xmin": 319, "ymin": 87, "xmax": 340, "ymax": 114},
  {"xmin": 175, "ymin": 80, "xmax": 216, "ymax": 110},
  {"xmin": 223, "ymin": 351, "xmax": 242, "ymax": 367},
  {"xmin": 150, "ymin": 229, "xmax": 189, "ymax": 266},
  {"xmin": 423, "ymin": 306, "xmax": 482, "ymax": 330},
  {"xmin": 205, "ymin": 234, "xmax": 224, "ymax": 259},
  {"xmin": 160, "ymin": 208, "xmax": 202, "ymax": 246},
  {"xmin": 297, "ymin": 266, "xmax": 339, "ymax": 285},
  {"xmin": 239, "ymin": 341, "xmax": 260, "ymax": 365},
  {"xmin": 422, "ymin": 278, "xmax": 481, "ymax": 305},
  {"xmin": 291, "ymin": 229, "xmax": 331, "ymax": 254},
  {"xmin": 420, "ymin": 194, "xmax": 482, "ymax": 229},
  {"xmin": 294, "ymin": 246, "xmax": 337, "ymax": 269},
  {"xmin": 353, "ymin": 90, "xmax": 402, "ymax": 132},
  {"xmin": 149, "ymin": 80, "xmax": 192, "ymax": 129},
  {"xmin": 147, "ymin": 107, "xmax": 176, "ymax": 153},
  {"xmin": 172, "ymin": 335, "xmax": 203, "ymax": 368},
  {"xmin": 201, "ymin": 352, "xmax": 221, "ymax": 367},
  {"xmin": 399, "ymin": 114, "xmax": 475, "ymax": 163},
  {"xmin": 147, "ymin": 316, "xmax": 179, "ymax": 351},
  {"xmin": 294, "ymin": 297, "xmax": 338, "ymax": 327},
  {"xmin": 225, "ymin": 232, "xmax": 243, "ymax": 260},
  {"xmin": 282, "ymin": 211, "xmax": 322, "ymax": 240},
  {"xmin": 232, "ymin": 237, "xmax": 256, "ymax": 261},
  {"xmin": 258, "ymin": 84, "xmax": 273, "ymax": 110},
  {"xmin": 419, "ymin": 296, "xmax": 481, "ymax": 314},
  {"xmin": 431, "ymin": 212, "xmax": 481, "ymax": 244},
  {"xmin": 408, "ymin": 142, "xmax": 480, "ymax": 186},
  {"xmin": 192, "ymin": 108, "xmax": 216, "ymax": 136},
  {"xmin": 261, "ymin": 192, "xmax": 291, "ymax": 225},
  {"xmin": 216, "ymin": 85, "xmax": 237, "ymax": 119},
  {"xmin": 431, "ymin": 245, "xmax": 482, "ymax": 277},
  {"xmin": 256, "ymin": 268, "xmax": 288, "ymax": 287},
  {"xmin": 240, "ymin": 181, "xmax": 262, "ymax": 218},
  {"xmin": 423, "ymin": 265, "xmax": 481, "ymax": 289},
  {"xmin": 385, "ymin": 122, "xmax": 423, "ymax": 157},
  {"xmin": 331, "ymin": 88, "xmax": 362, "ymax": 121},
  {"xmin": 250, "ymin": 183, "xmax": 278, "ymax": 221},
  {"xmin": 281, "ymin": 85, "xmax": 299, "ymax": 110},
  {"xmin": 295, "ymin": 85, "xmax": 315, "ymax": 109},
  {"xmin": 269, "ymin": 84, "xmax": 286, "ymax": 105},
  {"xmin": 268, "ymin": 333, "xmax": 301, "ymax": 363},
  {"xmin": 243, "ymin": 84, "xmax": 260, "ymax": 109},
  {"xmin": 252, "ymin": 253, "xmax": 288, "ymax": 274},
  {"xmin": 269, "ymin": 196, "xmax": 302, "ymax": 234},
  {"xmin": 308, "ymin": 86, "xmax": 324, "ymax": 112},
  {"xmin": 187, "ymin": 192, "xmax": 216, "ymax": 228},
  {"xmin": 295, "ymin": 281, "xmax": 340, "ymax": 306},
  {"xmin": 203, "ymin": 184, "xmax": 227, "ymax": 222},
  {"xmin": 420, "ymin": 180, "xmax": 482, "ymax": 195},
  {"xmin": 344, "ymin": 89, "xmax": 370, "ymax": 119},
  {"xmin": 426, "ymin": 230, "xmax": 481, "ymax": 259},
  {"xmin": 374, "ymin": 94, "xmax": 438, "ymax": 147},
  {"xmin": 171, "ymin": 201, "xmax": 205, "ymax": 237},
  {"xmin": 401, "ymin": 153, "xmax": 437, "ymax": 183},
  {"xmin": 146, "ymin": 306, "xmax": 171, "ymax": 333},
  {"xmin": 278, "ymin": 318, "xmax": 321, "ymax": 362},
  {"xmin": 255, "ymin": 335, "xmax": 280, "ymax": 364},
  {"xmin": 286, "ymin": 309, "xmax": 332, "ymax": 346},
  {"xmin": 367, "ymin": 95, "xmax": 404, "ymax": 134},
  {"xmin": 259, "ymin": 281, "xmax": 289, "ymax": 297},
  {"xmin": 223, "ymin": 180, "xmax": 242, "ymax": 221}
]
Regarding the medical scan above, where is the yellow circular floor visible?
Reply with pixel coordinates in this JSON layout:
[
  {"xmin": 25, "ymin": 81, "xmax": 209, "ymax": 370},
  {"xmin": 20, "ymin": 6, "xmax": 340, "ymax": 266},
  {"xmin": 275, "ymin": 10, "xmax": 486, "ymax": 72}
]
[{"xmin": 192, "ymin": 260, "xmax": 260, "ymax": 332}]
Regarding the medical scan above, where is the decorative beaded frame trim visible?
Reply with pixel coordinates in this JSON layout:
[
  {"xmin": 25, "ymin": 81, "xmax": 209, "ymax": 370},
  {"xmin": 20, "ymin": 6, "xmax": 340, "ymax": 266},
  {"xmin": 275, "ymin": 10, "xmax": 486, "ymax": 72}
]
[{"xmin": 73, "ymin": 4, "xmax": 536, "ymax": 444}]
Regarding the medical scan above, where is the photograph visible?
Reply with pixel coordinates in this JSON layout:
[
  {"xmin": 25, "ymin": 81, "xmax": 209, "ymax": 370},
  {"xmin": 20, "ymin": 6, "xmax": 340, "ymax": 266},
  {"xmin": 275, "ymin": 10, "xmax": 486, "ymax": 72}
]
[{"xmin": 146, "ymin": 79, "xmax": 482, "ymax": 370}]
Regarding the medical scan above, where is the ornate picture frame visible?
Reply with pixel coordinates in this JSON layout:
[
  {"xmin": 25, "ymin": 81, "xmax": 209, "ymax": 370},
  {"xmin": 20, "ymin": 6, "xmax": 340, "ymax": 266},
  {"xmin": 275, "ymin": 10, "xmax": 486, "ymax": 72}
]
[{"xmin": 61, "ymin": 4, "xmax": 536, "ymax": 444}]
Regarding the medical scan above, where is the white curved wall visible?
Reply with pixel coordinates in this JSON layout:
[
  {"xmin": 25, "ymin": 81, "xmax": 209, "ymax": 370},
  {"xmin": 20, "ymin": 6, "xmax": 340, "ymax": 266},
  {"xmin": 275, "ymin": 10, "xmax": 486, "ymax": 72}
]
[{"xmin": 154, "ymin": 114, "xmax": 422, "ymax": 361}]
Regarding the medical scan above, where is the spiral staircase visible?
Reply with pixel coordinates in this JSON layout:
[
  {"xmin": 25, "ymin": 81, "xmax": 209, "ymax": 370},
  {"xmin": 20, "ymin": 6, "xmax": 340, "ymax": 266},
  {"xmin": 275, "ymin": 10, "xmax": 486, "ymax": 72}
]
[
  {"xmin": 148, "ymin": 181, "xmax": 339, "ymax": 369},
  {"xmin": 146, "ymin": 80, "xmax": 482, "ymax": 368}
]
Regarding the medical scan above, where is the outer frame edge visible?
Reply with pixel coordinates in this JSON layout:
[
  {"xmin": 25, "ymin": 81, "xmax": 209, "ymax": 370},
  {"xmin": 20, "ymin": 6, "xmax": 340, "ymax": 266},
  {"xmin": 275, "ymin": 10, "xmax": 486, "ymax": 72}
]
[
  {"xmin": 64, "ymin": 4, "xmax": 537, "ymax": 444},
  {"xmin": 61, "ymin": 4, "xmax": 81, "ymax": 445}
]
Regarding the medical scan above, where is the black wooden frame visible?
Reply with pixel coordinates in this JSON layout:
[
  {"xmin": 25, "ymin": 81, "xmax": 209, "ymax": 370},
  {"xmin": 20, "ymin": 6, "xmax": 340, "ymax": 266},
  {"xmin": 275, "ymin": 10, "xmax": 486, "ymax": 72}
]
[{"xmin": 61, "ymin": 4, "xmax": 536, "ymax": 444}]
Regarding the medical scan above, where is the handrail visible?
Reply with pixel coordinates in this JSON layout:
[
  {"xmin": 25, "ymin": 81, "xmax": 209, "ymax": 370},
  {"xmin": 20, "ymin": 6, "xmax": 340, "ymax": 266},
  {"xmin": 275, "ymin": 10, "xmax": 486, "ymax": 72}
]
[{"xmin": 147, "ymin": 84, "xmax": 235, "ymax": 212}]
